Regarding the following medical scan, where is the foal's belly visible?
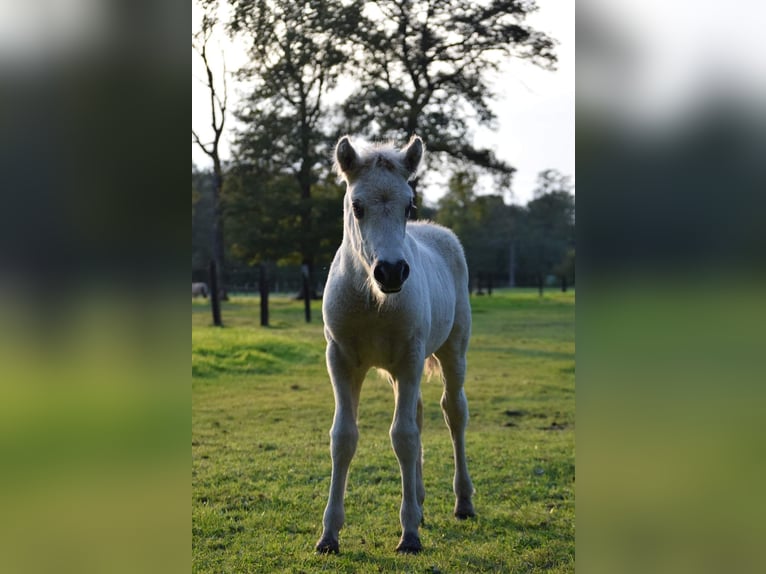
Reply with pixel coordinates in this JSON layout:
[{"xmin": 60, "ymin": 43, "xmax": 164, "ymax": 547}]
[
  {"xmin": 328, "ymin": 310, "xmax": 452, "ymax": 372},
  {"xmin": 357, "ymin": 330, "xmax": 412, "ymax": 371}
]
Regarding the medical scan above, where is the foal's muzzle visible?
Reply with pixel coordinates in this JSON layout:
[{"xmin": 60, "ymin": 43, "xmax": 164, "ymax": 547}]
[{"xmin": 373, "ymin": 259, "xmax": 410, "ymax": 293}]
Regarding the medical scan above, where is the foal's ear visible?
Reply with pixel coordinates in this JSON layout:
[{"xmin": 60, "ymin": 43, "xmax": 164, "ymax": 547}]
[
  {"xmin": 402, "ymin": 135, "xmax": 424, "ymax": 179},
  {"xmin": 334, "ymin": 136, "xmax": 359, "ymax": 177}
]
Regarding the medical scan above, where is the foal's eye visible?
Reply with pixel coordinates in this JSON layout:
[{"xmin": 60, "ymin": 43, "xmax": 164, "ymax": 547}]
[{"xmin": 351, "ymin": 200, "xmax": 364, "ymax": 219}]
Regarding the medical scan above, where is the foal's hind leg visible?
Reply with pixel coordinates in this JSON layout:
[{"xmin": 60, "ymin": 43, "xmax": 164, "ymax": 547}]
[
  {"xmin": 316, "ymin": 341, "xmax": 364, "ymax": 554},
  {"xmin": 435, "ymin": 345, "xmax": 475, "ymax": 519}
]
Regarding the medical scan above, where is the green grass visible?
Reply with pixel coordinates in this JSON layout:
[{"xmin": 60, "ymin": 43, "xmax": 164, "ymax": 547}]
[{"xmin": 193, "ymin": 289, "xmax": 575, "ymax": 573}]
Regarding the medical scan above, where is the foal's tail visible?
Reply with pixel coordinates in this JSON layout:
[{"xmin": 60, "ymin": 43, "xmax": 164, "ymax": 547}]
[
  {"xmin": 378, "ymin": 356, "xmax": 442, "ymax": 384},
  {"xmin": 424, "ymin": 355, "xmax": 443, "ymax": 382}
]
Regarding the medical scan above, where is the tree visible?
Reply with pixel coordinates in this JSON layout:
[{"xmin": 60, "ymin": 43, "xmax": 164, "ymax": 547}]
[
  {"xmin": 222, "ymin": 165, "xmax": 302, "ymax": 327},
  {"xmin": 518, "ymin": 171, "xmax": 575, "ymax": 295},
  {"xmin": 223, "ymin": 168, "xmax": 300, "ymax": 266},
  {"xmin": 434, "ymin": 168, "xmax": 574, "ymax": 293},
  {"xmin": 193, "ymin": 8, "xmax": 229, "ymax": 322},
  {"xmin": 342, "ymin": 0, "xmax": 557, "ymax": 200},
  {"xmin": 436, "ymin": 170, "xmax": 517, "ymax": 290},
  {"xmin": 435, "ymin": 171, "xmax": 480, "ymax": 242},
  {"xmin": 222, "ymin": 0, "xmax": 361, "ymax": 321},
  {"xmin": 222, "ymin": 162, "xmax": 345, "ymax": 325},
  {"xmin": 533, "ymin": 168, "xmax": 574, "ymax": 198},
  {"xmin": 223, "ymin": 166, "xmax": 345, "ymax": 269},
  {"xmin": 553, "ymin": 248, "xmax": 575, "ymax": 291}
]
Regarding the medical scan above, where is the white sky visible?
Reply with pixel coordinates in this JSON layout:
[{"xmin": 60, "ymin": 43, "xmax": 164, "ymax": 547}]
[{"xmin": 192, "ymin": 0, "xmax": 575, "ymax": 206}]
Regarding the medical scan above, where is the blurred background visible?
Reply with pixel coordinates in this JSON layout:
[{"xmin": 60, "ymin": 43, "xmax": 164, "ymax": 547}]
[
  {"xmin": 0, "ymin": 1, "xmax": 189, "ymax": 573},
  {"xmin": 1, "ymin": 0, "xmax": 765, "ymax": 572},
  {"xmin": 577, "ymin": 1, "xmax": 766, "ymax": 573}
]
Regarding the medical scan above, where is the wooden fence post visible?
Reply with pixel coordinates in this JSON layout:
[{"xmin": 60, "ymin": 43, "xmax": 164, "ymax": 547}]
[
  {"xmin": 301, "ymin": 263, "xmax": 311, "ymax": 323},
  {"xmin": 259, "ymin": 263, "xmax": 269, "ymax": 327},
  {"xmin": 209, "ymin": 260, "xmax": 222, "ymax": 326}
]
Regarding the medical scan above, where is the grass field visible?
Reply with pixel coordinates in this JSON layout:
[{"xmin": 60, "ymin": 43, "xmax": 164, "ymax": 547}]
[{"xmin": 192, "ymin": 289, "xmax": 575, "ymax": 573}]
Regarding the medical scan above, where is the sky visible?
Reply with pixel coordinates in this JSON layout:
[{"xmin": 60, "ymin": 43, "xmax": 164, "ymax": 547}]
[{"xmin": 192, "ymin": 1, "xmax": 575, "ymax": 206}]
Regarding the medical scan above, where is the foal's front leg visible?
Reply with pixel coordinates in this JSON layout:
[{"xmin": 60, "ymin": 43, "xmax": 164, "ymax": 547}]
[
  {"xmin": 316, "ymin": 341, "xmax": 363, "ymax": 554},
  {"xmin": 390, "ymin": 360, "xmax": 426, "ymax": 553}
]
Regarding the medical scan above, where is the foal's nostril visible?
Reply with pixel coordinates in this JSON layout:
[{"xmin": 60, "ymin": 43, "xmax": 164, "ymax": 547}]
[
  {"xmin": 373, "ymin": 263, "xmax": 388, "ymax": 285},
  {"xmin": 400, "ymin": 261, "xmax": 410, "ymax": 282},
  {"xmin": 373, "ymin": 260, "xmax": 409, "ymax": 291}
]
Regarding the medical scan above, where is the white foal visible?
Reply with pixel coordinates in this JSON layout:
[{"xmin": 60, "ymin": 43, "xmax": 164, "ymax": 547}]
[{"xmin": 316, "ymin": 135, "xmax": 475, "ymax": 555}]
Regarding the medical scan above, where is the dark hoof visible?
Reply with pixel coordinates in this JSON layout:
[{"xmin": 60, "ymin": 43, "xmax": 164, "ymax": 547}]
[
  {"xmin": 454, "ymin": 500, "xmax": 476, "ymax": 520},
  {"xmin": 396, "ymin": 533, "xmax": 422, "ymax": 554},
  {"xmin": 315, "ymin": 537, "xmax": 339, "ymax": 554}
]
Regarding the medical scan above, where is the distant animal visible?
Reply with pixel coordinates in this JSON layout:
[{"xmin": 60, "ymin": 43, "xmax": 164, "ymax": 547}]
[
  {"xmin": 192, "ymin": 282, "xmax": 209, "ymax": 298},
  {"xmin": 316, "ymin": 135, "xmax": 475, "ymax": 555}
]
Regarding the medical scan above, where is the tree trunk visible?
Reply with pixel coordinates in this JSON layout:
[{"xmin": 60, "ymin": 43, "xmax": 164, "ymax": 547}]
[
  {"xmin": 211, "ymin": 163, "xmax": 227, "ymax": 301},
  {"xmin": 538, "ymin": 273, "xmax": 544, "ymax": 297},
  {"xmin": 561, "ymin": 276, "xmax": 567, "ymax": 292},
  {"xmin": 297, "ymin": 95, "xmax": 314, "ymax": 322},
  {"xmin": 297, "ymin": 122, "xmax": 313, "ymax": 321}
]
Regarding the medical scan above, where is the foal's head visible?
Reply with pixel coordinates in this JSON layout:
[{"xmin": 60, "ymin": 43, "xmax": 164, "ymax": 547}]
[{"xmin": 334, "ymin": 135, "xmax": 424, "ymax": 294}]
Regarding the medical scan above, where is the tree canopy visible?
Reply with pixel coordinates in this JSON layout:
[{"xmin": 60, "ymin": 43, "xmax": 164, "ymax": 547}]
[
  {"xmin": 432, "ymin": 168, "xmax": 574, "ymax": 292},
  {"xmin": 342, "ymin": 0, "xmax": 556, "ymax": 181},
  {"xmin": 517, "ymin": 171, "xmax": 575, "ymax": 292},
  {"xmin": 218, "ymin": 0, "xmax": 364, "ymax": 311}
]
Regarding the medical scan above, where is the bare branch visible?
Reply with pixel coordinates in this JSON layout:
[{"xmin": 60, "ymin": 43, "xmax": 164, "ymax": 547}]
[{"xmin": 192, "ymin": 129, "xmax": 214, "ymax": 160}]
